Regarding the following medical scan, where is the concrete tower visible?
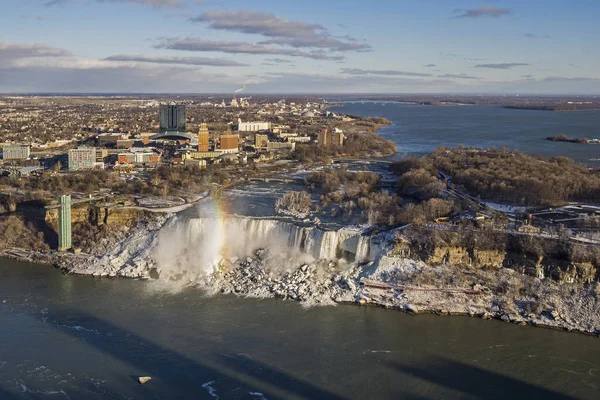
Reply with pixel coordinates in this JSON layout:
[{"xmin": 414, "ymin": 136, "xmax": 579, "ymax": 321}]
[{"xmin": 58, "ymin": 195, "xmax": 72, "ymax": 252}]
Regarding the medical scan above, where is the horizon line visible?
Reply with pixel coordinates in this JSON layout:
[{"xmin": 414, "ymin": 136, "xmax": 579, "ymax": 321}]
[{"xmin": 1, "ymin": 92, "xmax": 599, "ymax": 97}]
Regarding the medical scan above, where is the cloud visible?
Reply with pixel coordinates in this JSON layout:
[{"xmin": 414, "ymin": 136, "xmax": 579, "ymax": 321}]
[
  {"xmin": 45, "ymin": 0, "xmax": 184, "ymax": 8},
  {"xmin": 256, "ymin": 71, "xmax": 460, "ymax": 93},
  {"xmin": 0, "ymin": 41, "xmax": 73, "ymax": 65},
  {"xmin": 542, "ymin": 76, "xmax": 599, "ymax": 82},
  {"xmin": 0, "ymin": 64, "xmax": 239, "ymax": 92},
  {"xmin": 474, "ymin": 63, "xmax": 529, "ymax": 69},
  {"xmin": 18, "ymin": 14, "xmax": 47, "ymax": 21},
  {"xmin": 103, "ymin": 54, "xmax": 248, "ymax": 66},
  {"xmin": 340, "ymin": 68, "xmax": 431, "ymax": 77},
  {"xmin": 438, "ymin": 73, "xmax": 479, "ymax": 80},
  {"xmin": 257, "ymin": 37, "xmax": 369, "ymax": 52},
  {"xmin": 0, "ymin": 41, "xmax": 239, "ymax": 92},
  {"xmin": 98, "ymin": 0, "xmax": 183, "ymax": 7},
  {"xmin": 154, "ymin": 37, "xmax": 346, "ymax": 60},
  {"xmin": 452, "ymin": 7, "xmax": 512, "ymax": 18},
  {"xmin": 264, "ymin": 58, "xmax": 292, "ymax": 64},
  {"xmin": 524, "ymin": 33, "xmax": 551, "ymax": 39},
  {"xmin": 189, "ymin": 10, "xmax": 370, "ymax": 52}
]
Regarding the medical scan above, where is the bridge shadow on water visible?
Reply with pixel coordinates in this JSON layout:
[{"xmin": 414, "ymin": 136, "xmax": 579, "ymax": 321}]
[
  {"xmin": 0, "ymin": 308, "xmax": 348, "ymax": 400},
  {"xmin": 386, "ymin": 357, "xmax": 576, "ymax": 400}
]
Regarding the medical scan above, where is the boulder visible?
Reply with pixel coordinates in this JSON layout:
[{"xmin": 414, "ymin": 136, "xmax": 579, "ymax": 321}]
[
  {"xmin": 148, "ymin": 268, "xmax": 160, "ymax": 280},
  {"xmin": 405, "ymin": 304, "xmax": 419, "ymax": 314},
  {"xmin": 479, "ymin": 312, "xmax": 492, "ymax": 320}
]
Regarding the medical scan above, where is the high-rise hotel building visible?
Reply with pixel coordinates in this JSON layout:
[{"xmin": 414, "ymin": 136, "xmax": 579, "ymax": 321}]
[
  {"xmin": 159, "ymin": 103, "xmax": 186, "ymax": 133},
  {"xmin": 198, "ymin": 123, "xmax": 210, "ymax": 152}
]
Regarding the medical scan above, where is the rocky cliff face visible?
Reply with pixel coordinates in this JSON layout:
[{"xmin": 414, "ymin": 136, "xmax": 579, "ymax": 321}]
[
  {"xmin": 44, "ymin": 205, "xmax": 148, "ymax": 230},
  {"xmin": 393, "ymin": 242, "xmax": 598, "ymax": 284}
]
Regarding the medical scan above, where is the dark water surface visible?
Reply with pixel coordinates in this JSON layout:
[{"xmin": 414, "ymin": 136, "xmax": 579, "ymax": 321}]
[
  {"xmin": 329, "ymin": 102, "xmax": 600, "ymax": 166},
  {"xmin": 1, "ymin": 259, "xmax": 599, "ymax": 399}
]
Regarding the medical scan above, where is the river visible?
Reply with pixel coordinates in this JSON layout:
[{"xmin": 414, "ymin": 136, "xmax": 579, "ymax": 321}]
[
  {"xmin": 1, "ymin": 258, "xmax": 598, "ymax": 399},
  {"xmin": 2, "ymin": 102, "xmax": 600, "ymax": 399},
  {"xmin": 329, "ymin": 101, "xmax": 600, "ymax": 166}
]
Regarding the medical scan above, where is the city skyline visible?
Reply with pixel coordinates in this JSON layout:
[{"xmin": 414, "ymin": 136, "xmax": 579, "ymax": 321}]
[{"xmin": 1, "ymin": 0, "xmax": 599, "ymax": 94}]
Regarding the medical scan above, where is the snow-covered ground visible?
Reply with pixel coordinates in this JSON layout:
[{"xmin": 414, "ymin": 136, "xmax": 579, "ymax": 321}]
[
  {"xmin": 58, "ymin": 209, "xmax": 600, "ymax": 334},
  {"xmin": 483, "ymin": 202, "xmax": 526, "ymax": 214}
]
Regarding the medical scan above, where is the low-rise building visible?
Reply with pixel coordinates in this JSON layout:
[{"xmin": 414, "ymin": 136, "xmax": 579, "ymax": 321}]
[
  {"xmin": 15, "ymin": 165, "xmax": 44, "ymax": 177},
  {"xmin": 267, "ymin": 141, "xmax": 295, "ymax": 152},
  {"xmin": 98, "ymin": 133, "xmax": 128, "ymax": 146},
  {"xmin": 183, "ymin": 158, "xmax": 207, "ymax": 169},
  {"xmin": 96, "ymin": 148, "xmax": 108, "ymax": 162},
  {"xmin": 117, "ymin": 150, "xmax": 161, "ymax": 165},
  {"xmin": 237, "ymin": 118, "xmax": 271, "ymax": 132},
  {"xmin": 1, "ymin": 144, "xmax": 30, "ymax": 160},
  {"xmin": 219, "ymin": 133, "xmax": 239, "ymax": 153},
  {"xmin": 272, "ymin": 124, "xmax": 291, "ymax": 135},
  {"xmin": 518, "ymin": 224, "xmax": 541, "ymax": 234},
  {"xmin": 287, "ymin": 136, "xmax": 311, "ymax": 143},
  {"xmin": 255, "ymin": 133, "xmax": 269, "ymax": 148},
  {"xmin": 187, "ymin": 151, "xmax": 221, "ymax": 160},
  {"xmin": 256, "ymin": 152, "xmax": 275, "ymax": 163},
  {"xmin": 116, "ymin": 139, "xmax": 134, "ymax": 149}
]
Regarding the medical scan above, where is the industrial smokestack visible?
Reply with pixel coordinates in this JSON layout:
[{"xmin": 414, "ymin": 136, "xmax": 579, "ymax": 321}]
[{"xmin": 234, "ymin": 84, "xmax": 246, "ymax": 95}]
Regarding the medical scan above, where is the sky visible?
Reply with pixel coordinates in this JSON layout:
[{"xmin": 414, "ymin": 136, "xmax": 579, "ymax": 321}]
[{"xmin": 1, "ymin": 0, "xmax": 599, "ymax": 94}]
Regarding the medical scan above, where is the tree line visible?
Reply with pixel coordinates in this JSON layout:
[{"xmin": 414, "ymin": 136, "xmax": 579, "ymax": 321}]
[{"xmin": 392, "ymin": 148, "xmax": 600, "ymax": 206}]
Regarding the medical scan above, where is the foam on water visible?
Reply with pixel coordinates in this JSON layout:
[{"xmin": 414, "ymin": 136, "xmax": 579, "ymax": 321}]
[{"xmin": 202, "ymin": 381, "xmax": 219, "ymax": 399}]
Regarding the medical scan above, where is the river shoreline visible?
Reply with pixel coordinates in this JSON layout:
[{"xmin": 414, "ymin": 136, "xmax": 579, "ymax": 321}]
[
  {"xmin": 3, "ymin": 211, "xmax": 598, "ymax": 337},
  {"xmin": 2, "ymin": 111, "xmax": 599, "ymax": 337},
  {"xmin": 2, "ymin": 250, "xmax": 598, "ymax": 336}
]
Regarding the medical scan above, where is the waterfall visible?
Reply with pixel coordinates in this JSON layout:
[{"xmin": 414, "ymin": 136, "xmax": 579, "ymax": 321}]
[{"xmin": 152, "ymin": 215, "xmax": 376, "ymax": 278}]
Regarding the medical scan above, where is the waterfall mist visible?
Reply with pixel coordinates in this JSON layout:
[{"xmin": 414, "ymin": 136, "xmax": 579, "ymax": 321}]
[{"xmin": 150, "ymin": 202, "xmax": 376, "ymax": 286}]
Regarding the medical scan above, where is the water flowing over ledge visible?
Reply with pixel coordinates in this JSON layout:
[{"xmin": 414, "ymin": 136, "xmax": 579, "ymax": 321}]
[
  {"xmin": 65, "ymin": 209, "xmax": 383, "ymax": 281},
  {"xmin": 61, "ymin": 205, "xmax": 600, "ymax": 335}
]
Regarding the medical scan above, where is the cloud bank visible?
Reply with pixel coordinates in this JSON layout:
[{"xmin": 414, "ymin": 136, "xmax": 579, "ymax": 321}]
[{"xmin": 452, "ymin": 7, "xmax": 512, "ymax": 18}]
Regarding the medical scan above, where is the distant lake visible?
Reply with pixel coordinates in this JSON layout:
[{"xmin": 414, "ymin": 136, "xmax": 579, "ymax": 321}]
[{"xmin": 329, "ymin": 101, "xmax": 600, "ymax": 166}]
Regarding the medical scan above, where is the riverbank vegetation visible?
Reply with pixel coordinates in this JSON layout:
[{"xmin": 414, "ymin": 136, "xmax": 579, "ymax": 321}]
[
  {"xmin": 392, "ymin": 148, "xmax": 600, "ymax": 206},
  {"xmin": 301, "ymin": 167, "xmax": 455, "ymax": 226},
  {"xmin": 0, "ymin": 165, "xmax": 232, "ymax": 207},
  {"xmin": 0, "ymin": 215, "xmax": 49, "ymax": 251},
  {"xmin": 275, "ymin": 191, "xmax": 312, "ymax": 218},
  {"xmin": 293, "ymin": 130, "xmax": 397, "ymax": 164}
]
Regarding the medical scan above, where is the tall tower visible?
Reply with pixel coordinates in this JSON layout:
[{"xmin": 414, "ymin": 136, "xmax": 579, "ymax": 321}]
[
  {"xmin": 198, "ymin": 123, "xmax": 209, "ymax": 152},
  {"xmin": 58, "ymin": 195, "xmax": 72, "ymax": 251},
  {"xmin": 159, "ymin": 103, "xmax": 186, "ymax": 132}
]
